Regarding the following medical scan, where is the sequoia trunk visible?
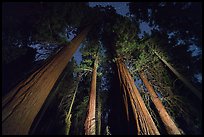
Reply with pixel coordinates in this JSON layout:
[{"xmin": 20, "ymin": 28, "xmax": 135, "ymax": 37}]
[
  {"xmin": 139, "ymin": 71, "xmax": 181, "ymax": 134},
  {"xmin": 84, "ymin": 56, "xmax": 98, "ymax": 135},
  {"xmin": 115, "ymin": 58, "xmax": 160, "ymax": 135},
  {"xmin": 2, "ymin": 25, "xmax": 91, "ymax": 135}
]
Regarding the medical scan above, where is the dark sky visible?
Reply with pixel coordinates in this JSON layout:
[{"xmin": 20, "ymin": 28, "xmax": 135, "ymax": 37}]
[
  {"xmin": 89, "ymin": 2, "xmax": 153, "ymax": 38},
  {"xmin": 89, "ymin": 2, "xmax": 129, "ymax": 16},
  {"xmin": 74, "ymin": 2, "xmax": 131, "ymax": 65},
  {"xmin": 88, "ymin": 2, "xmax": 202, "ymax": 83},
  {"xmin": 30, "ymin": 2, "xmax": 202, "ymax": 83},
  {"xmin": 73, "ymin": 2, "xmax": 132, "ymax": 65}
]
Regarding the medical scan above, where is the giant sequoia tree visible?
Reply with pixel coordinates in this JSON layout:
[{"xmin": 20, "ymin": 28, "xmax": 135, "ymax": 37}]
[
  {"xmin": 2, "ymin": 25, "xmax": 91, "ymax": 134},
  {"xmin": 101, "ymin": 14, "xmax": 161, "ymax": 134},
  {"xmin": 79, "ymin": 40, "xmax": 99, "ymax": 135},
  {"xmin": 2, "ymin": 2, "xmax": 202, "ymax": 135},
  {"xmin": 84, "ymin": 55, "xmax": 98, "ymax": 135},
  {"xmin": 139, "ymin": 71, "xmax": 181, "ymax": 134},
  {"xmin": 2, "ymin": 2, "xmax": 93, "ymax": 135}
]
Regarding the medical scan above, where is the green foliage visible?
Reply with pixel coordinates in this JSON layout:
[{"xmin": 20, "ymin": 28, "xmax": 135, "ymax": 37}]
[
  {"xmin": 71, "ymin": 95, "xmax": 89, "ymax": 135},
  {"xmin": 2, "ymin": 2, "xmax": 201, "ymax": 135},
  {"xmin": 129, "ymin": 2, "xmax": 202, "ymax": 45},
  {"xmin": 129, "ymin": 2, "xmax": 202, "ymax": 91},
  {"xmin": 133, "ymin": 51, "xmax": 152, "ymax": 71},
  {"xmin": 3, "ymin": 2, "xmax": 91, "ymax": 47},
  {"xmin": 79, "ymin": 39, "xmax": 100, "ymax": 76},
  {"xmin": 111, "ymin": 17, "xmax": 138, "ymax": 58}
]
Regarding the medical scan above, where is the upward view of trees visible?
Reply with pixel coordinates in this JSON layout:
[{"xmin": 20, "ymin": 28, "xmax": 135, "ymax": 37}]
[{"xmin": 2, "ymin": 2, "xmax": 202, "ymax": 135}]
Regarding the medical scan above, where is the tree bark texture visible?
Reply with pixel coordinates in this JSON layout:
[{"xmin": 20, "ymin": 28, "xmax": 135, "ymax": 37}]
[
  {"xmin": 84, "ymin": 56, "xmax": 98, "ymax": 135},
  {"xmin": 139, "ymin": 70, "xmax": 181, "ymax": 134},
  {"xmin": 115, "ymin": 58, "xmax": 160, "ymax": 135},
  {"xmin": 2, "ymin": 25, "xmax": 91, "ymax": 135}
]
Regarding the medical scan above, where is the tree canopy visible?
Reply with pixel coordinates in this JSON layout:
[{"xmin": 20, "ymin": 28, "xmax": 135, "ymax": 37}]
[{"xmin": 2, "ymin": 2, "xmax": 202, "ymax": 135}]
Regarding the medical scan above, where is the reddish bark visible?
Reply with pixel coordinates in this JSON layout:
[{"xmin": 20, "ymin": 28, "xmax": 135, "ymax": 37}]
[
  {"xmin": 84, "ymin": 56, "xmax": 98, "ymax": 135},
  {"xmin": 2, "ymin": 25, "xmax": 91, "ymax": 135},
  {"xmin": 115, "ymin": 58, "xmax": 160, "ymax": 135},
  {"xmin": 139, "ymin": 71, "xmax": 181, "ymax": 134}
]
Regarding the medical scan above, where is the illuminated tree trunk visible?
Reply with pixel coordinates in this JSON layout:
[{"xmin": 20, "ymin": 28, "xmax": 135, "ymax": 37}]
[
  {"xmin": 64, "ymin": 75, "xmax": 82, "ymax": 135},
  {"xmin": 29, "ymin": 65, "xmax": 70, "ymax": 134},
  {"xmin": 139, "ymin": 71, "xmax": 181, "ymax": 134},
  {"xmin": 115, "ymin": 58, "xmax": 160, "ymax": 135},
  {"xmin": 2, "ymin": 25, "xmax": 91, "ymax": 135},
  {"xmin": 84, "ymin": 55, "xmax": 98, "ymax": 135},
  {"xmin": 153, "ymin": 49, "xmax": 201, "ymax": 101},
  {"xmin": 96, "ymin": 90, "xmax": 101, "ymax": 135}
]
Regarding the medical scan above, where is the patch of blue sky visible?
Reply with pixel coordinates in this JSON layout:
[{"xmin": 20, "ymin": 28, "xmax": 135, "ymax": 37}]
[
  {"xmin": 159, "ymin": 2, "xmax": 166, "ymax": 7},
  {"xmin": 67, "ymin": 28, "xmax": 77, "ymax": 41},
  {"xmin": 29, "ymin": 43, "xmax": 58, "ymax": 61},
  {"xmin": 194, "ymin": 73, "xmax": 202, "ymax": 83},
  {"xmin": 89, "ymin": 2, "xmax": 129, "ymax": 16},
  {"xmin": 176, "ymin": 39, "xmax": 185, "ymax": 46},
  {"xmin": 135, "ymin": 78, "xmax": 142, "ymax": 87},
  {"xmin": 101, "ymin": 76, "xmax": 109, "ymax": 91},
  {"xmin": 65, "ymin": 27, "xmax": 82, "ymax": 65},
  {"xmin": 155, "ymin": 90, "xmax": 162, "ymax": 99},
  {"xmin": 138, "ymin": 21, "xmax": 153, "ymax": 38},
  {"xmin": 134, "ymin": 75, "xmax": 144, "ymax": 90},
  {"xmin": 167, "ymin": 31, "xmax": 176, "ymax": 39},
  {"xmin": 187, "ymin": 44, "xmax": 202, "ymax": 57},
  {"xmin": 73, "ymin": 44, "xmax": 82, "ymax": 65},
  {"xmin": 147, "ymin": 9, "xmax": 152, "ymax": 18}
]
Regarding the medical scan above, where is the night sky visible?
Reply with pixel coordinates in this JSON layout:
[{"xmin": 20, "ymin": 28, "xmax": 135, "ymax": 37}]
[
  {"xmin": 74, "ymin": 2, "xmax": 132, "ymax": 65},
  {"xmin": 89, "ymin": 2, "xmax": 152, "ymax": 36},
  {"xmin": 2, "ymin": 3, "xmax": 202, "ymax": 134},
  {"xmin": 30, "ymin": 2, "xmax": 202, "ymax": 83},
  {"xmin": 32, "ymin": 2, "xmax": 156, "ymax": 63},
  {"xmin": 90, "ymin": 2, "xmax": 202, "ymax": 59},
  {"xmin": 89, "ymin": 2, "xmax": 129, "ymax": 16}
]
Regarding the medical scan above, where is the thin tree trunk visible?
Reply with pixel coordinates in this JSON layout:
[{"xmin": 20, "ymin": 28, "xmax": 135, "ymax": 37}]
[
  {"xmin": 115, "ymin": 58, "xmax": 160, "ymax": 135},
  {"xmin": 139, "ymin": 70, "xmax": 181, "ymax": 134},
  {"xmin": 84, "ymin": 55, "xmax": 98, "ymax": 135},
  {"xmin": 96, "ymin": 90, "xmax": 101, "ymax": 135},
  {"xmin": 153, "ymin": 49, "xmax": 201, "ymax": 101},
  {"xmin": 2, "ymin": 25, "xmax": 91, "ymax": 135},
  {"xmin": 65, "ymin": 75, "xmax": 82, "ymax": 135}
]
